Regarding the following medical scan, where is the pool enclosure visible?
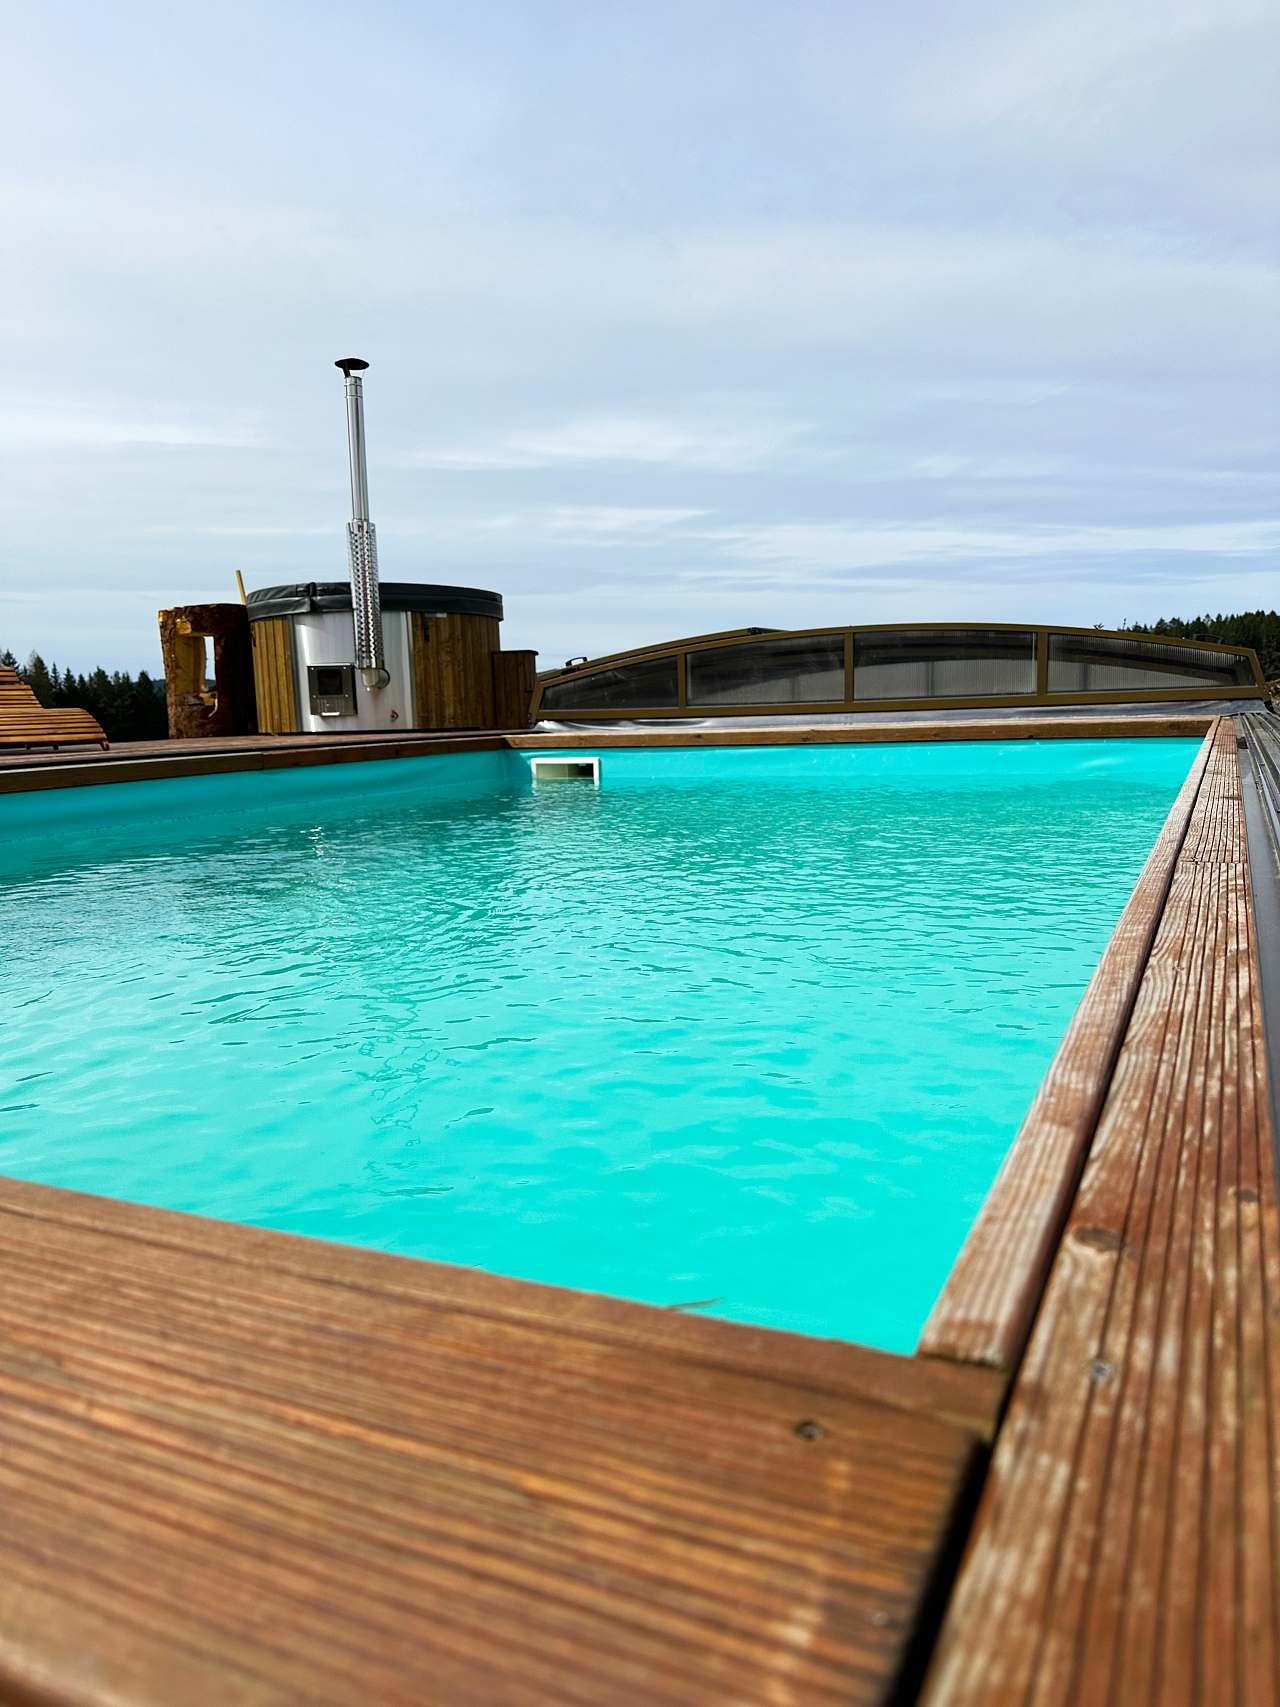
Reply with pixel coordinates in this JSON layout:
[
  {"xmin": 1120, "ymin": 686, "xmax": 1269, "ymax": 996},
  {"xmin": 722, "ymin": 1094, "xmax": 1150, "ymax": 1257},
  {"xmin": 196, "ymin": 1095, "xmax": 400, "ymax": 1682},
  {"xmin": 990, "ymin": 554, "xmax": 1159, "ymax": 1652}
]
[{"xmin": 533, "ymin": 623, "xmax": 1266, "ymax": 719}]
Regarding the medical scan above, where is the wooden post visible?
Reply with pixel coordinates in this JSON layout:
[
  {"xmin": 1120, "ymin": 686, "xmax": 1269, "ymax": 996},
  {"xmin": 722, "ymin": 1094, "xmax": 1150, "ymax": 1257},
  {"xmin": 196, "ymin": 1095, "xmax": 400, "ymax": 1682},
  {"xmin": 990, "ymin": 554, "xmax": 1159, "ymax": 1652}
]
[
  {"xmin": 492, "ymin": 651, "xmax": 538, "ymax": 730},
  {"xmin": 157, "ymin": 604, "xmax": 257, "ymax": 739}
]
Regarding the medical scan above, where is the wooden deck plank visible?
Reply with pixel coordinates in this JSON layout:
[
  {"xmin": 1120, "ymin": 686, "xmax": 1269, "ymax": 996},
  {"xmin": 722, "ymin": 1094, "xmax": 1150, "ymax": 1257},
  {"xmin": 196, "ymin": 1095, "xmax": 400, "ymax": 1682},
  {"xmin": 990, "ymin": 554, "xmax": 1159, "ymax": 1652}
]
[
  {"xmin": 920, "ymin": 722, "xmax": 1280, "ymax": 1706},
  {"xmin": 0, "ymin": 1178, "xmax": 992, "ymax": 1706},
  {"xmin": 0, "ymin": 1176, "xmax": 1002, "ymax": 1439}
]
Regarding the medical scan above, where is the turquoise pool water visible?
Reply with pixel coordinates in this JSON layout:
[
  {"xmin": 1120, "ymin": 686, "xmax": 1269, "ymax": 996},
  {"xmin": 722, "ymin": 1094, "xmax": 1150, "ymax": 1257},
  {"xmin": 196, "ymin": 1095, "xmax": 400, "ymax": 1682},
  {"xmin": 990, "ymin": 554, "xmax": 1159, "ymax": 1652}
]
[{"xmin": 0, "ymin": 738, "xmax": 1194, "ymax": 1351}]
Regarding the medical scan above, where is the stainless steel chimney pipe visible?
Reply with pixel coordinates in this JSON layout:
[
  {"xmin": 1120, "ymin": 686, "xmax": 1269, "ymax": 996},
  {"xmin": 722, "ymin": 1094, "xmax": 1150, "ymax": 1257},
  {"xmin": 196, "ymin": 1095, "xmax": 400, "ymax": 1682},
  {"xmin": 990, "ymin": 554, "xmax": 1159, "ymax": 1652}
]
[{"xmin": 335, "ymin": 357, "xmax": 388, "ymax": 689}]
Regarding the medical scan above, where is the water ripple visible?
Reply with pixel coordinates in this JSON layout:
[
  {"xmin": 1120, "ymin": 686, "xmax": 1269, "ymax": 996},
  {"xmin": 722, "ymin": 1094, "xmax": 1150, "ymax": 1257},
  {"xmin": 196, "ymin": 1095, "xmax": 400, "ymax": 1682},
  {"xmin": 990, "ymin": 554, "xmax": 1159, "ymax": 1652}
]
[{"xmin": 0, "ymin": 738, "xmax": 1195, "ymax": 1351}]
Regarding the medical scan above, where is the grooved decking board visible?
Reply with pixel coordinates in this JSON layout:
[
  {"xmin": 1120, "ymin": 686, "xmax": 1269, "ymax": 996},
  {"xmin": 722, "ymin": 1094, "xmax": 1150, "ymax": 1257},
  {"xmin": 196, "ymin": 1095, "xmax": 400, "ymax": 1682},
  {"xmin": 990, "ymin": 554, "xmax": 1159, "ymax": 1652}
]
[
  {"xmin": 920, "ymin": 721, "xmax": 1280, "ymax": 1706},
  {"xmin": 0, "ymin": 1178, "xmax": 996, "ymax": 1707},
  {"xmin": 920, "ymin": 722, "xmax": 1219, "ymax": 1370}
]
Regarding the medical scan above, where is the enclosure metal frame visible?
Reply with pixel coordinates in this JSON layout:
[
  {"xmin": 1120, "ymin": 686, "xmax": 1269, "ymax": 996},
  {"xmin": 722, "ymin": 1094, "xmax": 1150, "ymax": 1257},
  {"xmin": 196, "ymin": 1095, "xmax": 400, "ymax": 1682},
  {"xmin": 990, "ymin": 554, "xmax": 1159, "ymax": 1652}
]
[{"xmin": 531, "ymin": 622, "xmax": 1266, "ymax": 721}]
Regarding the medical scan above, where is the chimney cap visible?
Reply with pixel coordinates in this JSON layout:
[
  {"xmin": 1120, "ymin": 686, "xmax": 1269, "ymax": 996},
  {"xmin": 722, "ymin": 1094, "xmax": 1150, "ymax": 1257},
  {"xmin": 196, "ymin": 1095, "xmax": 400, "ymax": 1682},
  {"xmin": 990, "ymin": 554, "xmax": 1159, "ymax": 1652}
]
[{"xmin": 335, "ymin": 356, "xmax": 370, "ymax": 376}]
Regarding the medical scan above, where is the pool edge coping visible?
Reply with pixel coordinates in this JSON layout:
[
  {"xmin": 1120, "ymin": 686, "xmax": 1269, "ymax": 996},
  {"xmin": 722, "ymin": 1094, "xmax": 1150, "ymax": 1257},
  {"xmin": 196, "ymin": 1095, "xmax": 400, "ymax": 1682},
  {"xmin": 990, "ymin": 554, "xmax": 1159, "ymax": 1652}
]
[{"xmin": 0, "ymin": 713, "xmax": 1217, "ymax": 795}]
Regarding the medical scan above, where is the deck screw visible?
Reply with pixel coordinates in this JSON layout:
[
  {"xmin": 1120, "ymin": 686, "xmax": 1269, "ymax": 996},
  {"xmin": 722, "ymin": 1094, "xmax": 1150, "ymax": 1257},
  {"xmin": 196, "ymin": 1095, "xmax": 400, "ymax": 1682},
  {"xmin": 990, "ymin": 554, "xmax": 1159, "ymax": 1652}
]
[
  {"xmin": 794, "ymin": 1419, "xmax": 825, "ymax": 1441},
  {"xmin": 1088, "ymin": 1358, "xmax": 1115, "ymax": 1384}
]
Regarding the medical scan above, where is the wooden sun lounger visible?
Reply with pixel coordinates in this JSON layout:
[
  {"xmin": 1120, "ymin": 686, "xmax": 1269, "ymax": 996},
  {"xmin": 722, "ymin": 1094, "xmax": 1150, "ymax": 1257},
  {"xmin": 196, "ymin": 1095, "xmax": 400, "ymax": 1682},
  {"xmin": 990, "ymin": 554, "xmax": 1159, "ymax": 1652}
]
[{"xmin": 0, "ymin": 667, "xmax": 109, "ymax": 750}]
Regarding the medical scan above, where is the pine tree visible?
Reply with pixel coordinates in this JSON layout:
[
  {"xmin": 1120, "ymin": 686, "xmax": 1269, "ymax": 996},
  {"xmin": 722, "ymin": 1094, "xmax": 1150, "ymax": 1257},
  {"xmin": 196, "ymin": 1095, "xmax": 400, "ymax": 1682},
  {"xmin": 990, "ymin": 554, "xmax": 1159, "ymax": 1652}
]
[
  {"xmin": 132, "ymin": 670, "xmax": 167, "ymax": 740},
  {"xmin": 24, "ymin": 652, "xmax": 54, "ymax": 706}
]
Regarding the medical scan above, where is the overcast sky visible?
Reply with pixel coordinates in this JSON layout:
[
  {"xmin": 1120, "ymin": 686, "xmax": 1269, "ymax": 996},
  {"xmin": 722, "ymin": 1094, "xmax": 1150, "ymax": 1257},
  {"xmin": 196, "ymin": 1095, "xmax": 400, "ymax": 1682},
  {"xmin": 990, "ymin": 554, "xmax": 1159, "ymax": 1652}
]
[{"xmin": 2, "ymin": 0, "xmax": 1275, "ymax": 673}]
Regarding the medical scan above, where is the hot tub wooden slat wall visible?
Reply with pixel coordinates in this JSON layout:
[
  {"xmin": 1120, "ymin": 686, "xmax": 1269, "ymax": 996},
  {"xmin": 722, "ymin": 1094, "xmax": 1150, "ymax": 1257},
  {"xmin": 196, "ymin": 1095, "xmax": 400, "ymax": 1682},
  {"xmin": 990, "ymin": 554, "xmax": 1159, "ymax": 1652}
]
[
  {"xmin": 411, "ymin": 612, "xmax": 500, "ymax": 728},
  {"xmin": 249, "ymin": 615, "xmax": 300, "ymax": 735},
  {"xmin": 920, "ymin": 719, "xmax": 1280, "ymax": 1705}
]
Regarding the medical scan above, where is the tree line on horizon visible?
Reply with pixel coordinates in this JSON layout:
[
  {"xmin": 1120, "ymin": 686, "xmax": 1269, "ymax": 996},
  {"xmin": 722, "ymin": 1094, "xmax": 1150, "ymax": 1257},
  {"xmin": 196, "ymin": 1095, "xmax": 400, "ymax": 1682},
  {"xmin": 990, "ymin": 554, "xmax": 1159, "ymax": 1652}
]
[{"xmin": 3, "ymin": 607, "xmax": 1276, "ymax": 742}]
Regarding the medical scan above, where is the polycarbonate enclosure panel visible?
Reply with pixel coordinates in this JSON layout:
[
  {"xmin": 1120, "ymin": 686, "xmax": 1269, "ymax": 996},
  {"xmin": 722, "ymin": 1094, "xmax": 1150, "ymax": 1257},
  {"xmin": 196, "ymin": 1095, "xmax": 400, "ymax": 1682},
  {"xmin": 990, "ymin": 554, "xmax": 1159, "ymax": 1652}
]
[
  {"xmin": 686, "ymin": 634, "xmax": 845, "ymax": 705},
  {"xmin": 853, "ymin": 629, "xmax": 1037, "ymax": 701},
  {"xmin": 539, "ymin": 656, "xmax": 680, "ymax": 711},
  {"xmin": 1047, "ymin": 632, "xmax": 1254, "ymax": 692}
]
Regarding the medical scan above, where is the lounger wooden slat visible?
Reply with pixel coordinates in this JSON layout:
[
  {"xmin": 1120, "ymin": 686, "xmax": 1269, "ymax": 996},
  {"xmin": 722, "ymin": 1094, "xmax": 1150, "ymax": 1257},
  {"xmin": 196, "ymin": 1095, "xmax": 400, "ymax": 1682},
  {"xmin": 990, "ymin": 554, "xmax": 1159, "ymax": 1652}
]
[{"xmin": 0, "ymin": 667, "xmax": 108, "ymax": 749}]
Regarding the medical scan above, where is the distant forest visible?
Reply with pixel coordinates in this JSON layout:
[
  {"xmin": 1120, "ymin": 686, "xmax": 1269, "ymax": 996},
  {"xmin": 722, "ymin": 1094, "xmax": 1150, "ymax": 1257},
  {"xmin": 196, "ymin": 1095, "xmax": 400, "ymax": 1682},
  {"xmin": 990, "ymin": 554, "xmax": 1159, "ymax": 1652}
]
[
  {"xmin": 0, "ymin": 648, "xmax": 168, "ymax": 742},
  {"xmin": 3, "ymin": 608, "xmax": 1277, "ymax": 742}
]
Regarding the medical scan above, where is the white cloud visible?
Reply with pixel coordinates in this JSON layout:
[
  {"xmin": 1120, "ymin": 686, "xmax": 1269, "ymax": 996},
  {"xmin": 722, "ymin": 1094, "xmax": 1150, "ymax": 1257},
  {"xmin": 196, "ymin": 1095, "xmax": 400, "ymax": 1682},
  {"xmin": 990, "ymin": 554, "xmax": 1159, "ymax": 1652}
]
[
  {"xmin": 401, "ymin": 412, "xmax": 806, "ymax": 472},
  {"xmin": 142, "ymin": 524, "xmax": 331, "ymax": 538},
  {"xmin": 0, "ymin": 405, "xmax": 263, "ymax": 452},
  {"xmin": 901, "ymin": 0, "xmax": 1275, "ymax": 199},
  {"xmin": 911, "ymin": 0, "xmax": 1265, "ymax": 125},
  {"xmin": 691, "ymin": 518, "xmax": 1280, "ymax": 576},
  {"xmin": 385, "ymin": 504, "xmax": 709, "ymax": 541}
]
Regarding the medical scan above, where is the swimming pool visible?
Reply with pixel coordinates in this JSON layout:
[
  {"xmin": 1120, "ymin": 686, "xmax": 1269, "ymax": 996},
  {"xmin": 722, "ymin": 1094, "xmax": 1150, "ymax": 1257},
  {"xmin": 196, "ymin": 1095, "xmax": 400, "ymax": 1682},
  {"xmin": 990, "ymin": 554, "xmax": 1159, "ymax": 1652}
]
[{"xmin": 0, "ymin": 737, "xmax": 1195, "ymax": 1351}]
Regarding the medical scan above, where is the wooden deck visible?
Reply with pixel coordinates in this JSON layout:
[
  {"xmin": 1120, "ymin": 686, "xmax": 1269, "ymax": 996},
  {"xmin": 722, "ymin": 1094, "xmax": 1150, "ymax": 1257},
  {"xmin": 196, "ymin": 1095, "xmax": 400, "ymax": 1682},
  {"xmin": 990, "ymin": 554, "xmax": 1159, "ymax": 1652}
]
[
  {"xmin": 0, "ymin": 1178, "xmax": 998, "ymax": 1707},
  {"xmin": 921, "ymin": 718, "xmax": 1280, "ymax": 1704},
  {"xmin": 0, "ymin": 712, "xmax": 1275, "ymax": 1702}
]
